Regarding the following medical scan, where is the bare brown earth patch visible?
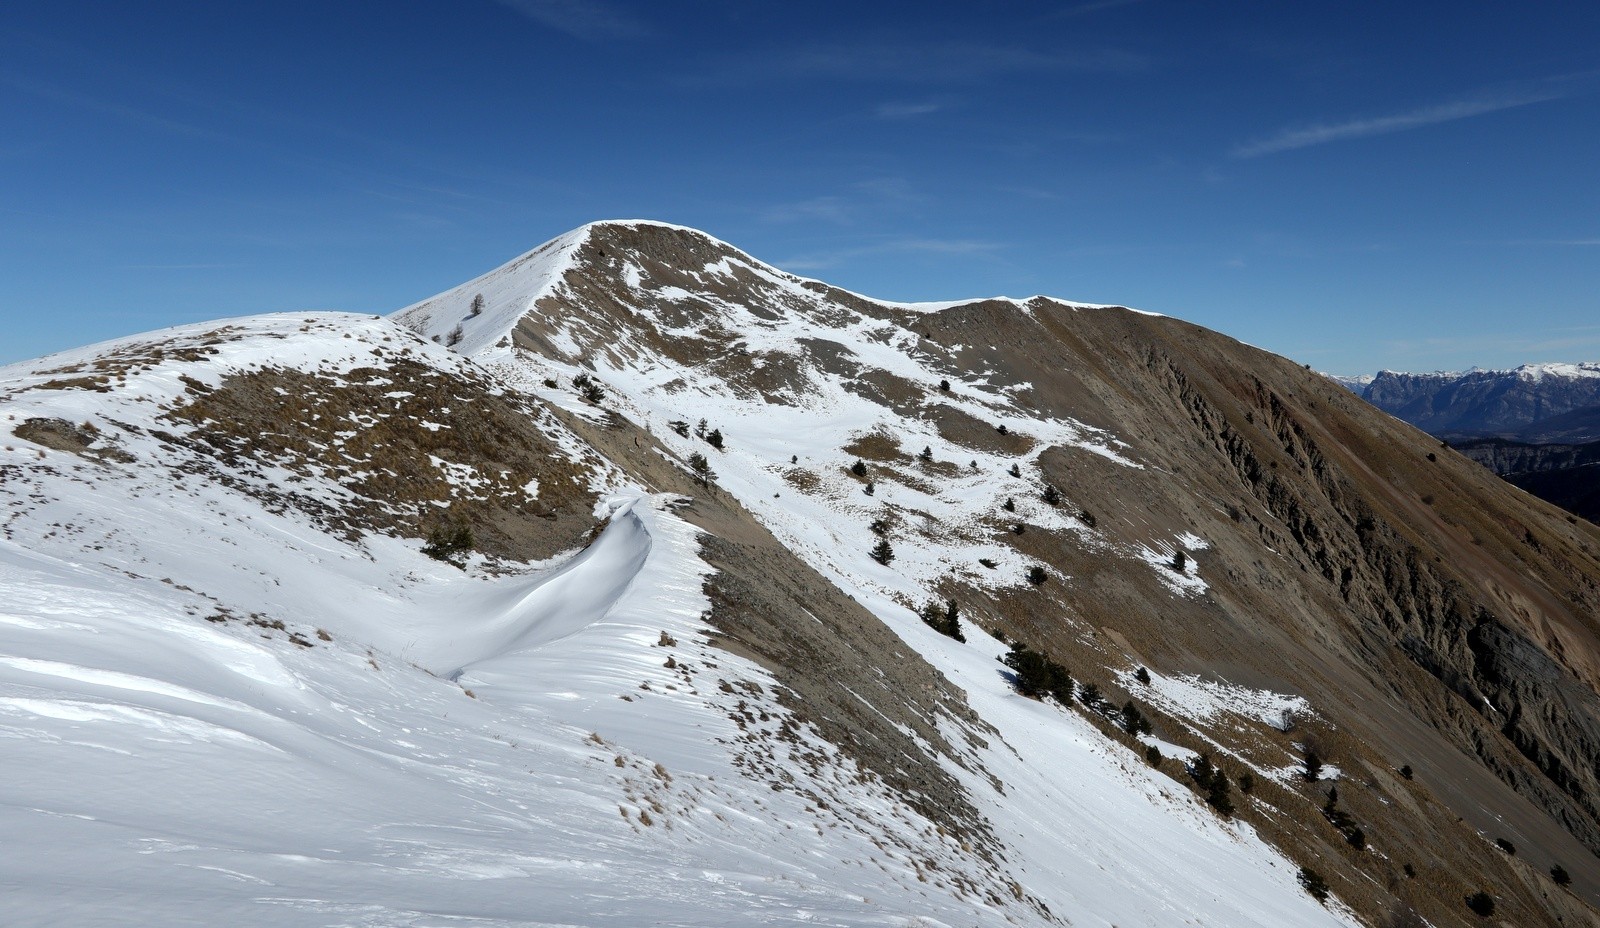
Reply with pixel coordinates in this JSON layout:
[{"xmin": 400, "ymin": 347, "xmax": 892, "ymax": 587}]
[{"xmin": 166, "ymin": 359, "xmax": 600, "ymax": 561}]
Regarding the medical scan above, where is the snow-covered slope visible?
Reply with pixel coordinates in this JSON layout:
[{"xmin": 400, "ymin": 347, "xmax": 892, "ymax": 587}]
[
  {"xmin": 6, "ymin": 222, "xmax": 1599, "ymax": 927},
  {"xmin": 0, "ymin": 310, "xmax": 1357, "ymax": 926}
]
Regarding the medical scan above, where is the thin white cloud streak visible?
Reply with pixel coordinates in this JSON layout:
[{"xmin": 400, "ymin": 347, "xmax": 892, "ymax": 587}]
[
  {"xmin": 715, "ymin": 41, "xmax": 1146, "ymax": 85},
  {"xmin": 490, "ymin": 0, "xmax": 645, "ymax": 40},
  {"xmin": 1232, "ymin": 90, "xmax": 1565, "ymax": 158},
  {"xmin": 876, "ymin": 101, "xmax": 942, "ymax": 119}
]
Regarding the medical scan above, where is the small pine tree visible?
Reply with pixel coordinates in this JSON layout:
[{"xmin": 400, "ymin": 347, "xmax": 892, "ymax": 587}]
[
  {"xmin": 919, "ymin": 445, "xmax": 933, "ymax": 462},
  {"xmin": 1399, "ymin": 764, "xmax": 1413, "ymax": 780},
  {"xmin": 1026, "ymin": 564, "xmax": 1047, "ymax": 585},
  {"xmin": 1134, "ymin": 666, "xmax": 1152, "ymax": 685},
  {"xmin": 1171, "ymin": 550, "xmax": 1187, "ymax": 573},
  {"xmin": 864, "ymin": 481, "xmax": 875, "ymax": 496},
  {"xmin": 1465, "ymin": 891, "xmax": 1495, "ymax": 917},
  {"xmin": 1042, "ymin": 484, "xmax": 1061, "ymax": 506},
  {"xmin": 1119, "ymin": 700, "xmax": 1149, "ymax": 735},
  {"xmin": 869, "ymin": 518, "xmax": 890, "ymax": 536},
  {"xmin": 421, "ymin": 525, "xmax": 475, "ymax": 564},
  {"xmin": 688, "ymin": 452, "xmax": 713, "ymax": 486},
  {"xmin": 1003, "ymin": 497, "xmax": 1016, "ymax": 512},
  {"xmin": 1189, "ymin": 752, "xmax": 1217, "ymax": 791},
  {"xmin": 1012, "ymin": 523, "xmax": 1025, "ymax": 534},
  {"xmin": 851, "ymin": 459, "xmax": 868, "ymax": 477},
  {"xmin": 997, "ymin": 424, "xmax": 1009, "ymax": 435},
  {"xmin": 468, "ymin": 293, "xmax": 485, "ymax": 317},
  {"xmin": 706, "ymin": 428, "xmax": 725, "ymax": 450},
  {"xmin": 1345, "ymin": 826, "xmax": 1365, "ymax": 850},
  {"xmin": 1303, "ymin": 749, "xmax": 1323, "ymax": 782},
  {"xmin": 1078, "ymin": 509, "xmax": 1097, "ymax": 528},
  {"xmin": 1238, "ymin": 772, "xmax": 1254, "ymax": 794},
  {"xmin": 1551, "ymin": 864, "xmax": 1571, "ymax": 886},
  {"xmin": 939, "ymin": 379, "xmax": 950, "ymax": 391},
  {"xmin": 1145, "ymin": 744, "xmax": 1162, "ymax": 766},
  {"xmin": 1079, "ymin": 682, "xmax": 1104, "ymax": 712},
  {"xmin": 869, "ymin": 538, "xmax": 894, "ymax": 565},
  {"xmin": 1298, "ymin": 867, "xmax": 1330, "ymax": 904},
  {"xmin": 1207, "ymin": 770, "xmax": 1234, "ymax": 817},
  {"xmin": 1008, "ymin": 462, "xmax": 1021, "ymax": 477}
]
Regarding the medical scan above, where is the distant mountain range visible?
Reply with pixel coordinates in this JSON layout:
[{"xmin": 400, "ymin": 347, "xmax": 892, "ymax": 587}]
[
  {"xmin": 1328, "ymin": 365, "xmax": 1600, "ymax": 523},
  {"xmin": 1330, "ymin": 363, "xmax": 1600, "ymax": 443}
]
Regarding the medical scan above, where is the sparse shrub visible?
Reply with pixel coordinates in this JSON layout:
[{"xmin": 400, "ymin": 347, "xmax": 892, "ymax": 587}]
[
  {"xmin": 997, "ymin": 424, "xmax": 1008, "ymax": 435},
  {"xmin": 1403, "ymin": 863, "xmax": 1416, "ymax": 879},
  {"xmin": 1399, "ymin": 764, "xmax": 1413, "ymax": 780},
  {"xmin": 1464, "ymin": 891, "xmax": 1494, "ymax": 917},
  {"xmin": 1551, "ymin": 864, "xmax": 1571, "ymax": 886},
  {"xmin": 1012, "ymin": 523, "xmax": 1025, "ymax": 535},
  {"xmin": 1078, "ymin": 509, "xmax": 1097, "ymax": 528},
  {"xmin": 1042, "ymin": 484, "xmax": 1060, "ymax": 506},
  {"xmin": 1345, "ymin": 826, "xmax": 1365, "ymax": 850},
  {"xmin": 864, "ymin": 481, "xmax": 875, "ymax": 496},
  {"xmin": 543, "ymin": 378, "xmax": 558, "ymax": 389},
  {"xmin": 573, "ymin": 373, "xmax": 605, "ymax": 404},
  {"xmin": 1134, "ymin": 666, "xmax": 1152, "ymax": 685},
  {"xmin": 421, "ymin": 525, "xmax": 474, "ymax": 563},
  {"xmin": 1145, "ymin": 744, "xmax": 1162, "ymax": 766},
  {"xmin": 669, "ymin": 419, "xmax": 690, "ymax": 437},
  {"xmin": 869, "ymin": 518, "xmax": 890, "ymax": 536},
  {"xmin": 1298, "ymin": 866, "xmax": 1330, "ymax": 904},
  {"xmin": 978, "ymin": 557, "xmax": 997, "ymax": 569},
  {"xmin": 1494, "ymin": 838, "xmax": 1515, "ymax": 855},
  {"xmin": 1026, "ymin": 564, "xmax": 1046, "ymax": 585},
  {"xmin": 706, "ymin": 428, "xmax": 725, "ymax": 450},
  {"xmin": 870, "ymin": 538, "xmax": 894, "ymax": 565},
  {"xmin": 1237, "ymin": 772, "xmax": 1254, "ymax": 794},
  {"xmin": 851, "ymin": 459, "xmax": 868, "ymax": 477}
]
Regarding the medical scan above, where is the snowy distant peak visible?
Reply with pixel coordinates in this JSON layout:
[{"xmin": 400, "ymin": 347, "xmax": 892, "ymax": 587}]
[{"xmin": 1370, "ymin": 361, "xmax": 1600, "ymax": 382}]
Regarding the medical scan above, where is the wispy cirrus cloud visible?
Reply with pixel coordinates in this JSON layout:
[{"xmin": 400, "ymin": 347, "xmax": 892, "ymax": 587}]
[
  {"xmin": 1232, "ymin": 74, "xmax": 1599, "ymax": 158},
  {"xmin": 490, "ymin": 0, "xmax": 646, "ymax": 40},
  {"xmin": 710, "ymin": 41, "xmax": 1146, "ymax": 86},
  {"xmin": 876, "ymin": 101, "xmax": 943, "ymax": 119}
]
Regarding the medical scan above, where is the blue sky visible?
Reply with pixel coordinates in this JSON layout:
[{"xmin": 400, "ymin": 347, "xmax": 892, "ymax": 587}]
[{"xmin": 2, "ymin": 1, "xmax": 1597, "ymax": 374}]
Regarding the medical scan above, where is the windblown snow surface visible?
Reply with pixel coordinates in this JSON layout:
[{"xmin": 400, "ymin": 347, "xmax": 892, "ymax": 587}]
[{"xmin": 1, "ymin": 240, "xmax": 1358, "ymax": 925}]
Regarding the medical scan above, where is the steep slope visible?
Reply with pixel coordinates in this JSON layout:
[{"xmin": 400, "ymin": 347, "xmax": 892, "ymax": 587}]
[
  {"xmin": 400, "ymin": 220, "xmax": 1600, "ymax": 927},
  {"xmin": 2, "ymin": 312, "xmax": 1359, "ymax": 926}
]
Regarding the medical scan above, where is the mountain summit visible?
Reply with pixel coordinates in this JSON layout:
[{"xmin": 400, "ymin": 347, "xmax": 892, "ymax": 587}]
[{"xmin": 3, "ymin": 221, "xmax": 1598, "ymax": 927}]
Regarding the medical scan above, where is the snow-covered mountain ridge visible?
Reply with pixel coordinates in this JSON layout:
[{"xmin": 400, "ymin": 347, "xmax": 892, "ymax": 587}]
[{"xmin": 5, "ymin": 221, "xmax": 1600, "ymax": 927}]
